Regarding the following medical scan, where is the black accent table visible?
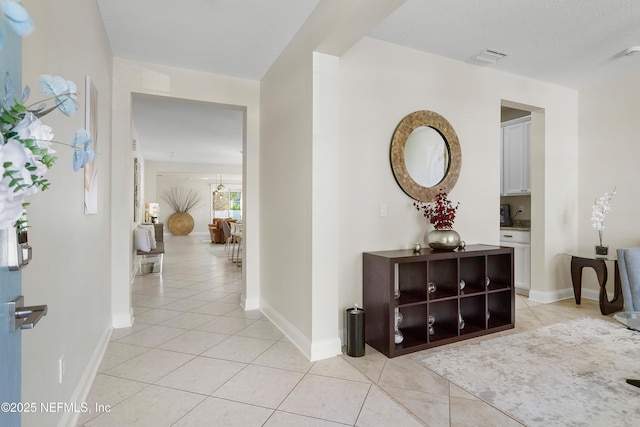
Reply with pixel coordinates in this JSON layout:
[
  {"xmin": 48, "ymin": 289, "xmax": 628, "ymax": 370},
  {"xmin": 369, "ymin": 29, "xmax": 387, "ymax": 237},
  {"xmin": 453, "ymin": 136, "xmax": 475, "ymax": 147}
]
[{"xmin": 569, "ymin": 254, "xmax": 624, "ymax": 315}]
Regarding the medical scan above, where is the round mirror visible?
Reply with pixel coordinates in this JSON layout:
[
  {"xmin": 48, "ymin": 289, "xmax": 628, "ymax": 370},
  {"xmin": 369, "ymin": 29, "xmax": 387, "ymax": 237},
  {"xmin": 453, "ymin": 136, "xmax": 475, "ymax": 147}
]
[
  {"xmin": 404, "ymin": 126, "xmax": 450, "ymax": 187},
  {"xmin": 390, "ymin": 111, "xmax": 461, "ymax": 201}
]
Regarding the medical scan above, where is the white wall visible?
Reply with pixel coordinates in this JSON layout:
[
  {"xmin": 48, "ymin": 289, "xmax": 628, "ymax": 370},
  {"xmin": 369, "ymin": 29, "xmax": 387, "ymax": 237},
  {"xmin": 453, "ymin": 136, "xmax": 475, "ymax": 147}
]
[
  {"xmin": 260, "ymin": 38, "xmax": 314, "ymax": 347},
  {"xmin": 578, "ymin": 72, "xmax": 640, "ymax": 293},
  {"xmin": 110, "ymin": 59, "xmax": 261, "ymax": 329},
  {"xmin": 258, "ymin": 0, "xmax": 404, "ymax": 362},
  {"xmin": 311, "ymin": 52, "xmax": 342, "ymax": 359},
  {"xmin": 338, "ymin": 37, "xmax": 580, "ymax": 335},
  {"xmin": 20, "ymin": 1, "xmax": 113, "ymax": 426}
]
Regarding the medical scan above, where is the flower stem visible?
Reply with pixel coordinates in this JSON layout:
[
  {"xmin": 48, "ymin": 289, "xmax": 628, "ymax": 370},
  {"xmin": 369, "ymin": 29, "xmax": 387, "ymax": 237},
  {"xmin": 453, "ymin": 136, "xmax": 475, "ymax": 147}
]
[{"xmin": 25, "ymin": 92, "xmax": 75, "ymax": 110}]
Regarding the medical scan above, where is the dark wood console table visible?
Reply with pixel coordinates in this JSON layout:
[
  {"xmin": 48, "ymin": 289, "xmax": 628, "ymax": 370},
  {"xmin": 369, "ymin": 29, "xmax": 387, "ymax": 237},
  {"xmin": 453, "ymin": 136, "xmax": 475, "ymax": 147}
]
[
  {"xmin": 569, "ymin": 254, "xmax": 623, "ymax": 315},
  {"xmin": 363, "ymin": 245, "xmax": 514, "ymax": 357}
]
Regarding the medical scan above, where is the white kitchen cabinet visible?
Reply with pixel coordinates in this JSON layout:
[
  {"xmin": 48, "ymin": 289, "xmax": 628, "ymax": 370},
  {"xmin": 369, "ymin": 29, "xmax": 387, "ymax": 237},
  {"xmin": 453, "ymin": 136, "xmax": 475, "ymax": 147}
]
[
  {"xmin": 500, "ymin": 230, "xmax": 530, "ymax": 295},
  {"xmin": 501, "ymin": 117, "xmax": 531, "ymax": 196}
]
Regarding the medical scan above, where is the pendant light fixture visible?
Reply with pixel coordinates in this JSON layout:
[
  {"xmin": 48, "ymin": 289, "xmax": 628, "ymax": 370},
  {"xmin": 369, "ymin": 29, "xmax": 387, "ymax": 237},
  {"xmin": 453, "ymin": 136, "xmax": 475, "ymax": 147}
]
[
  {"xmin": 217, "ymin": 173, "xmax": 226, "ymax": 192},
  {"xmin": 213, "ymin": 174, "xmax": 225, "ymax": 199}
]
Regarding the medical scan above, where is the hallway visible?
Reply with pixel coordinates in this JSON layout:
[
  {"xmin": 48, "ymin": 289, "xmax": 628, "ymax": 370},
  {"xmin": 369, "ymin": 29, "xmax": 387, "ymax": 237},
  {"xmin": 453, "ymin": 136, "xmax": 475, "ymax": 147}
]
[{"xmin": 79, "ymin": 235, "xmax": 601, "ymax": 426}]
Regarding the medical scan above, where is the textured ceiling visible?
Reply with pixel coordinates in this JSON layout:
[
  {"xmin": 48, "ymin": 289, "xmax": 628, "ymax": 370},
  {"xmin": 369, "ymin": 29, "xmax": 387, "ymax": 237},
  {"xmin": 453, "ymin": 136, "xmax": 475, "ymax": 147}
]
[
  {"xmin": 131, "ymin": 94, "xmax": 244, "ymax": 165},
  {"xmin": 370, "ymin": 0, "xmax": 640, "ymax": 89},
  {"xmin": 97, "ymin": 0, "xmax": 640, "ymax": 167},
  {"xmin": 97, "ymin": 0, "xmax": 321, "ymax": 80}
]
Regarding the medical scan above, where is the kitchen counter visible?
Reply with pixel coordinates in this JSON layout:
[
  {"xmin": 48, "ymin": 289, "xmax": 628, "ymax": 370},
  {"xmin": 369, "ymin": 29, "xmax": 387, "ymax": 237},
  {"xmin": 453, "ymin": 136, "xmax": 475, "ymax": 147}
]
[
  {"xmin": 500, "ymin": 219, "xmax": 530, "ymax": 232},
  {"xmin": 500, "ymin": 225, "xmax": 531, "ymax": 231}
]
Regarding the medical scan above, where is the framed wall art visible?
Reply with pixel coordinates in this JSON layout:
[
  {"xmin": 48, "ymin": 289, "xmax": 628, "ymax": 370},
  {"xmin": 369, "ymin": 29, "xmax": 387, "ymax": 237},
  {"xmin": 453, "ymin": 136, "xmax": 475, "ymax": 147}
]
[
  {"xmin": 84, "ymin": 76, "xmax": 99, "ymax": 214},
  {"xmin": 134, "ymin": 157, "xmax": 140, "ymax": 222}
]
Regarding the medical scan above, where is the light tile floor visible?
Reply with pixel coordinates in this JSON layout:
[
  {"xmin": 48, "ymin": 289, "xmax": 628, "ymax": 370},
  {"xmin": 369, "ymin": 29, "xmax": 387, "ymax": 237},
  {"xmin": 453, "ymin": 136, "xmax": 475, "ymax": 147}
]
[{"xmin": 79, "ymin": 235, "xmax": 607, "ymax": 426}]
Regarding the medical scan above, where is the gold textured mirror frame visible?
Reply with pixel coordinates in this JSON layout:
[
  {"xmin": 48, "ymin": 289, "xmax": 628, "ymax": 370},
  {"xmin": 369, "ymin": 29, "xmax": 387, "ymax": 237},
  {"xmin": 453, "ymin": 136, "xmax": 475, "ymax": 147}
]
[{"xmin": 390, "ymin": 110, "xmax": 462, "ymax": 201}]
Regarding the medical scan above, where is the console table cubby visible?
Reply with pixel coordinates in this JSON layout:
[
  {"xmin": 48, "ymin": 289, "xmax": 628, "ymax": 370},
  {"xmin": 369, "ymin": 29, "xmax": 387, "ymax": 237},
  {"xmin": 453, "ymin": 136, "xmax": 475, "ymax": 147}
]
[{"xmin": 363, "ymin": 245, "xmax": 514, "ymax": 357}]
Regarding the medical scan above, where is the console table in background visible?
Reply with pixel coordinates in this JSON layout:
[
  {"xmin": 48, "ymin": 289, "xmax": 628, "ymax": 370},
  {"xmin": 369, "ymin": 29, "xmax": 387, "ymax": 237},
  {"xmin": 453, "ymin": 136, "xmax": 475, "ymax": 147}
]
[{"xmin": 569, "ymin": 253, "xmax": 624, "ymax": 315}]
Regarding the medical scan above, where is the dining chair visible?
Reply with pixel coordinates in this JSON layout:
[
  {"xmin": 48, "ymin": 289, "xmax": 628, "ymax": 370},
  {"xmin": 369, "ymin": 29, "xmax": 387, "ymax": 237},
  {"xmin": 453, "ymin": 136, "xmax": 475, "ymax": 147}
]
[
  {"xmin": 221, "ymin": 220, "xmax": 232, "ymax": 253},
  {"xmin": 231, "ymin": 223, "xmax": 243, "ymax": 265}
]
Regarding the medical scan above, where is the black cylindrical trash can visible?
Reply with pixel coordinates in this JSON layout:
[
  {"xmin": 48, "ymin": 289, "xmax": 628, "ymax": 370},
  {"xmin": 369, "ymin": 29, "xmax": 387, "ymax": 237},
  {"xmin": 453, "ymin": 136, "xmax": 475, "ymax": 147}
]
[{"xmin": 346, "ymin": 306, "xmax": 365, "ymax": 357}]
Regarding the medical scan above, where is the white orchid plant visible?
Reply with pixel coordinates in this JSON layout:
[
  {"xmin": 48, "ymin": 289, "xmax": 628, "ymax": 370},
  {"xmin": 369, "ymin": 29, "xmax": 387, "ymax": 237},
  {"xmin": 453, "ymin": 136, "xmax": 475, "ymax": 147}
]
[
  {"xmin": 591, "ymin": 187, "xmax": 616, "ymax": 248},
  {"xmin": 1, "ymin": 73, "xmax": 95, "ymax": 229}
]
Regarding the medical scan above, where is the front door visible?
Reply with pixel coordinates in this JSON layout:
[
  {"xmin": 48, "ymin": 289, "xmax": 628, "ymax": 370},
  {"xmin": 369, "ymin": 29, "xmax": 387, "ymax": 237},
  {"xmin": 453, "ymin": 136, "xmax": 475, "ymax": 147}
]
[
  {"xmin": 0, "ymin": 230, "xmax": 22, "ymax": 427},
  {"xmin": 1, "ymin": 19, "xmax": 24, "ymax": 427}
]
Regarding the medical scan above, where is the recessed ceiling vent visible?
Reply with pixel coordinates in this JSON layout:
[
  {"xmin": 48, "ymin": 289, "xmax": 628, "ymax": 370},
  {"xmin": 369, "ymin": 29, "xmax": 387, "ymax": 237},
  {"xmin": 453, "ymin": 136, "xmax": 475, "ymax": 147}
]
[
  {"xmin": 474, "ymin": 49, "xmax": 510, "ymax": 64},
  {"xmin": 624, "ymin": 46, "xmax": 640, "ymax": 56}
]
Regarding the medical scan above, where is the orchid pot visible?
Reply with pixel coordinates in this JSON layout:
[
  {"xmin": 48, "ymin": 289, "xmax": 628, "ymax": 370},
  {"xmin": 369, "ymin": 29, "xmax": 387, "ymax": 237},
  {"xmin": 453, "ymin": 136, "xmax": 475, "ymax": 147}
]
[{"xmin": 595, "ymin": 245, "xmax": 609, "ymax": 256}]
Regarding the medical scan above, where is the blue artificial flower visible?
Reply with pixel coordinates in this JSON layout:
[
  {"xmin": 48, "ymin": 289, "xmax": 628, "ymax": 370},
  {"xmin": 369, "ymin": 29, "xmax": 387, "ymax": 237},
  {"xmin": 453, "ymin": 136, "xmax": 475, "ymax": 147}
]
[
  {"xmin": 2, "ymin": 71, "xmax": 15, "ymax": 108},
  {"xmin": 39, "ymin": 74, "xmax": 78, "ymax": 116},
  {"xmin": 70, "ymin": 129, "xmax": 95, "ymax": 172},
  {"xmin": 1, "ymin": 0, "xmax": 34, "ymax": 37}
]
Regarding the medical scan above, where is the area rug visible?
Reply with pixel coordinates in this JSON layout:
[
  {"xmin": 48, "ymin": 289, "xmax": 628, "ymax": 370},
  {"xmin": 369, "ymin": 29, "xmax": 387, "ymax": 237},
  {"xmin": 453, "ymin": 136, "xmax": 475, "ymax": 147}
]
[{"xmin": 413, "ymin": 317, "xmax": 640, "ymax": 426}]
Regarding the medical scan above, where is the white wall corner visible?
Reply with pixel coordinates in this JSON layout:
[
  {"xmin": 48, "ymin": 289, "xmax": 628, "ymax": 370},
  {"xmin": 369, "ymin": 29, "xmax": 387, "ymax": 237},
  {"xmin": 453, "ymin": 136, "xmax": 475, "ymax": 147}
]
[
  {"xmin": 58, "ymin": 325, "xmax": 112, "ymax": 427},
  {"xmin": 309, "ymin": 337, "xmax": 343, "ymax": 362},
  {"xmin": 260, "ymin": 299, "xmax": 313, "ymax": 359},
  {"xmin": 241, "ymin": 293, "xmax": 260, "ymax": 311},
  {"xmin": 260, "ymin": 298, "xmax": 342, "ymax": 362},
  {"xmin": 112, "ymin": 307, "xmax": 134, "ymax": 329}
]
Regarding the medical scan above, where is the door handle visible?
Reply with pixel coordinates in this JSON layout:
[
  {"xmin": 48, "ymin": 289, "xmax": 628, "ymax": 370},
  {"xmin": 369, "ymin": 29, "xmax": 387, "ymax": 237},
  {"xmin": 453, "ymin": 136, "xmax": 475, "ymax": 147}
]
[{"xmin": 7, "ymin": 296, "xmax": 48, "ymax": 332}]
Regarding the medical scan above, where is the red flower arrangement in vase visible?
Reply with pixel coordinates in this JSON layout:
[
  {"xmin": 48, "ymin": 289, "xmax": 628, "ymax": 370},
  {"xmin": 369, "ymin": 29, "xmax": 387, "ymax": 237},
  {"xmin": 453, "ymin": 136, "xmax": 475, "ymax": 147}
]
[
  {"xmin": 414, "ymin": 190, "xmax": 459, "ymax": 229},
  {"xmin": 414, "ymin": 190, "xmax": 462, "ymax": 251}
]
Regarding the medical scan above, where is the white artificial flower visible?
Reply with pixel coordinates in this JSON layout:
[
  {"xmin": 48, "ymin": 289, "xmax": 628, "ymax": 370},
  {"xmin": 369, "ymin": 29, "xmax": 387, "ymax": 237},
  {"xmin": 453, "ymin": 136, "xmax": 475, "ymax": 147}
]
[
  {"xmin": 1, "ymin": 138, "xmax": 38, "ymax": 199},
  {"xmin": 1, "ymin": 71, "xmax": 91, "ymax": 230},
  {"xmin": 0, "ymin": 142, "xmax": 27, "ymax": 228},
  {"xmin": 590, "ymin": 188, "xmax": 616, "ymax": 246},
  {"xmin": 591, "ymin": 189, "xmax": 615, "ymax": 232},
  {"xmin": 0, "ymin": 198, "xmax": 24, "ymax": 229},
  {"xmin": 14, "ymin": 111, "xmax": 54, "ymax": 145}
]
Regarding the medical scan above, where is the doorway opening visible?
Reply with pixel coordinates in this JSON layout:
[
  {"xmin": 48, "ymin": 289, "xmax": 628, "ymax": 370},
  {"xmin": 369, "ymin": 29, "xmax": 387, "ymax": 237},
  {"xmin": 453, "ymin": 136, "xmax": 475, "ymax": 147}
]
[
  {"xmin": 130, "ymin": 93, "xmax": 245, "ymax": 274},
  {"xmin": 500, "ymin": 101, "xmax": 545, "ymax": 299}
]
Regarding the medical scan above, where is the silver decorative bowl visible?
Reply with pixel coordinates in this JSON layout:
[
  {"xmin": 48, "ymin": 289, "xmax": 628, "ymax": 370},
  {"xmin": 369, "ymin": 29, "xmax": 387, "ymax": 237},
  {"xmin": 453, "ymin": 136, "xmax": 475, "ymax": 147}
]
[{"xmin": 427, "ymin": 229, "xmax": 461, "ymax": 251}]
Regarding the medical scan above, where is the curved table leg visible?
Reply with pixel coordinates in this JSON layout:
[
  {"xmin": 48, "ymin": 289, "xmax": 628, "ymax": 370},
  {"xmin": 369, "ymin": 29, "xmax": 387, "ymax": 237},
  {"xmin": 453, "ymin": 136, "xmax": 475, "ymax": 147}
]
[
  {"xmin": 600, "ymin": 261, "xmax": 624, "ymax": 315},
  {"xmin": 570, "ymin": 256, "xmax": 623, "ymax": 315},
  {"xmin": 570, "ymin": 257, "xmax": 586, "ymax": 305}
]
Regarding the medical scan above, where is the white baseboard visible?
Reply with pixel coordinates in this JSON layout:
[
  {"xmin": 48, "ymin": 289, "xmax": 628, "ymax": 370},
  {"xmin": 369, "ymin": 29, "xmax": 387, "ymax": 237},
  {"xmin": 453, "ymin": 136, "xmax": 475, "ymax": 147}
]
[
  {"xmin": 528, "ymin": 287, "xmax": 601, "ymax": 304},
  {"xmin": 260, "ymin": 300, "xmax": 341, "ymax": 362},
  {"xmin": 580, "ymin": 287, "xmax": 603, "ymax": 302},
  {"xmin": 59, "ymin": 325, "xmax": 112, "ymax": 427},
  {"xmin": 114, "ymin": 266, "xmax": 137, "ymax": 329}
]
